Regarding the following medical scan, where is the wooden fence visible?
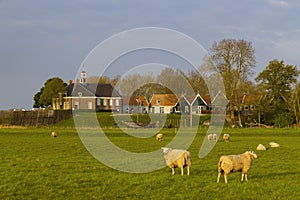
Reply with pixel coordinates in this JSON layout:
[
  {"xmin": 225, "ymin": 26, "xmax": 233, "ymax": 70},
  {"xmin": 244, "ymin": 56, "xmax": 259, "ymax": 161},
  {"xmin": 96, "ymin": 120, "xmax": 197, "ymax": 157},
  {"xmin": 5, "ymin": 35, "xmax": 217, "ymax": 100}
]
[{"xmin": 0, "ymin": 110, "xmax": 72, "ymax": 126}]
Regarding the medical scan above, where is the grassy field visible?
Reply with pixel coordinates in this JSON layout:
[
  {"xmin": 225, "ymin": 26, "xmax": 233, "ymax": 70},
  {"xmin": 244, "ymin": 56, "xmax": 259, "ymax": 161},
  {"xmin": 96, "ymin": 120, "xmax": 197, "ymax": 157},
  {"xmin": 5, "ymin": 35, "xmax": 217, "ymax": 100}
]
[{"xmin": 0, "ymin": 125, "xmax": 300, "ymax": 199}]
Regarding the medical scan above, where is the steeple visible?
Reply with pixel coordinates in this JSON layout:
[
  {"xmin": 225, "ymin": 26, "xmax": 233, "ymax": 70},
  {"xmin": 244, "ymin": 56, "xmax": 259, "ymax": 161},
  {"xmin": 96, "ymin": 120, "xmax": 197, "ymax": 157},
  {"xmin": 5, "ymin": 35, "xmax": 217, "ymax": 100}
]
[{"xmin": 79, "ymin": 68, "xmax": 87, "ymax": 84}]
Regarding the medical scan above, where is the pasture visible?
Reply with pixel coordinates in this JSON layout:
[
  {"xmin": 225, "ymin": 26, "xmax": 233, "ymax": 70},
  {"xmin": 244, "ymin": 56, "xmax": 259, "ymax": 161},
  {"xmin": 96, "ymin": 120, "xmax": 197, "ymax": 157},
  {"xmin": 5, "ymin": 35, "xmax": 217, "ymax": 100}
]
[{"xmin": 0, "ymin": 126, "xmax": 300, "ymax": 199}]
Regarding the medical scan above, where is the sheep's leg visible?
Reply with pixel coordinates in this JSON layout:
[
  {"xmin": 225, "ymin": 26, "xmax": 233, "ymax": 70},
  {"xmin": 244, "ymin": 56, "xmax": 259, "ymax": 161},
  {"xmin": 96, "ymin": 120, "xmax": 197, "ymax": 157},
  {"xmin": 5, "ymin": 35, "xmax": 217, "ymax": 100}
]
[
  {"xmin": 217, "ymin": 172, "xmax": 221, "ymax": 183},
  {"xmin": 181, "ymin": 168, "xmax": 184, "ymax": 176},
  {"xmin": 244, "ymin": 174, "xmax": 248, "ymax": 181},
  {"xmin": 172, "ymin": 168, "xmax": 175, "ymax": 175},
  {"xmin": 224, "ymin": 173, "xmax": 228, "ymax": 184},
  {"xmin": 241, "ymin": 173, "xmax": 248, "ymax": 182},
  {"xmin": 187, "ymin": 166, "xmax": 190, "ymax": 176}
]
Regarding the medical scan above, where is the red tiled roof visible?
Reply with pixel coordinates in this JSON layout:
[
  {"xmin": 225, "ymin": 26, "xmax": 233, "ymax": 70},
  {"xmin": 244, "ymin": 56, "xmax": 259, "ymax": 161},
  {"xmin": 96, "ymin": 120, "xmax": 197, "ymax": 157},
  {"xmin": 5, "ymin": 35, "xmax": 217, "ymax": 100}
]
[
  {"xmin": 122, "ymin": 96, "xmax": 149, "ymax": 106},
  {"xmin": 150, "ymin": 94, "xmax": 178, "ymax": 106}
]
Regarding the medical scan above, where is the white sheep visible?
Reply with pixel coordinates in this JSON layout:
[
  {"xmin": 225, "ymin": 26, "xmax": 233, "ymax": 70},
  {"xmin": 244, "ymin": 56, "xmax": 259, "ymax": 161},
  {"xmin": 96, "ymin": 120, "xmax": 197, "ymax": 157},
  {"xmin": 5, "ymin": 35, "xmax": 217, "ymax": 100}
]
[
  {"xmin": 269, "ymin": 142, "xmax": 280, "ymax": 148},
  {"xmin": 156, "ymin": 133, "xmax": 163, "ymax": 141},
  {"xmin": 51, "ymin": 131, "xmax": 57, "ymax": 138},
  {"xmin": 217, "ymin": 151, "xmax": 258, "ymax": 184},
  {"xmin": 256, "ymin": 144, "xmax": 267, "ymax": 151},
  {"xmin": 223, "ymin": 133, "xmax": 230, "ymax": 141},
  {"xmin": 213, "ymin": 133, "xmax": 218, "ymax": 141},
  {"xmin": 208, "ymin": 133, "xmax": 218, "ymax": 141},
  {"xmin": 161, "ymin": 147, "xmax": 191, "ymax": 176}
]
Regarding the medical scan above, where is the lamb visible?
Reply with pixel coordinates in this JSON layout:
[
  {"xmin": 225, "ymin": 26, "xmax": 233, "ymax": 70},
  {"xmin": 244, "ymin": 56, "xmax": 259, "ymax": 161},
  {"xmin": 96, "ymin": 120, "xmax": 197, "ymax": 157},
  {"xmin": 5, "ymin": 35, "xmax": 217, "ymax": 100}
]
[
  {"xmin": 223, "ymin": 133, "xmax": 230, "ymax": 141},
  {"xmin": 161, "ymin": 147, "xmax": 191, "ymax": 175},
  {"xmin": 256, "ymin": 144, "xmax": 267, "ymax": 151},
  {"xmin": 269, "ymin": 142, "xmax": 280, "ymax": 148},
  {"xmin": 51, "ymin": 131, "xmax": 57, "ymax": 138},
  {"xmin": 217, "ymin": 151, "xmax": 257, "ymax": 184},
  {"xmin": 156, "ymin": 133, "xmax": 163, "ymax": 141}
]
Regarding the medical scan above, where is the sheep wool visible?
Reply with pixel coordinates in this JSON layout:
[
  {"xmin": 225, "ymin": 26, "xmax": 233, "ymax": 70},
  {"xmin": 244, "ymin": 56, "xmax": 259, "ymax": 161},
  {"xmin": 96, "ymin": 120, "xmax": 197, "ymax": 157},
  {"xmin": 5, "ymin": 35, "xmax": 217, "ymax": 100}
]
[
  {"xmin": 256, "ymin": 144, "xmax": 267, "ymax": 151},
  {"xmin": 156, "ymin": 133, "xmax": 163, "ymax": 141},
  {"xmin": 269, "ymin": 142, "xmax": 280, "ymax": 148},
  {"xmin": 51, "ymin": 131, "xmax": 57, "ymax": 138},
  {"xmin": 161, "ymin": 147, "xmax": 191, "ymax": 176},
  {"xmin": 208, "ymin": 133, "xmax": 218, "ymax": 141},
  {"xmin": 223, "ymin": 134, "xmax": 230, "ymax": 141},
  {"xmin": 217, "ymin": 151, "xmax": 257, "ymax": 184}
]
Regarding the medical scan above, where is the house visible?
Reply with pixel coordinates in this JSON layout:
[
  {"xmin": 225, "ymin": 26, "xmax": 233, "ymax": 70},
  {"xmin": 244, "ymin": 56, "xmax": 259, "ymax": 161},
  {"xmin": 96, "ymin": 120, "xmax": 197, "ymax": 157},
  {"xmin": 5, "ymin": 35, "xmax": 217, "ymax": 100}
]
[
  {"xmin": 180, "ymin": 94, "xmax": 211, "ymax": 115},
  {"xmin": 210, "ymin": 91, "xmax": 229, "ymax": 111},
  {"xmin": 122, "ymin": 96, "xmax": 149, "ymax": 113},
  {"xmin": 52, "ymin": 69, "xmax": 122, "ymax": 112},
  {"xmin": 149, "ymin": 94, "xmax": 179, "ymax": 114}
]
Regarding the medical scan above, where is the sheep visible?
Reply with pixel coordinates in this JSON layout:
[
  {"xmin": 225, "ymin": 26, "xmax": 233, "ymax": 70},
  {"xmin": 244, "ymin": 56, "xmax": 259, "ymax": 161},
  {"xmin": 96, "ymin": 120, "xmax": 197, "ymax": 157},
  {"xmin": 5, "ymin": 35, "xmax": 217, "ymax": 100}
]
[
  {"xmin": 217, "ymin": 151, "xmax": 258, "ymax": 184},
  {"xmin": 51, "ymin": 131, "xmax": 57, "ymax": 138},
  {"xmin": 161, "ymin": 147, "xmax": 191, "ymax": 176},
  {"xmin": 208, "ymin": 133, "xmax": 218, "ymax": 141},
  {"xmin": 223, "ymin": 133, "xmax": 230, "ymax": 141},
  {"xmin": 207, "ymin": 134, "xmax": 213, "ymax": 141},
  {"xmin": 256, "ymin": 144, "xmax": 267, "ymax": 151},
  {"xmin": 269, "ymin": 142, "xmax": 280, "ymax": 148},
  {"xmin": 156, "ymin": 133, "xmax": 163, "ymax": 141}
]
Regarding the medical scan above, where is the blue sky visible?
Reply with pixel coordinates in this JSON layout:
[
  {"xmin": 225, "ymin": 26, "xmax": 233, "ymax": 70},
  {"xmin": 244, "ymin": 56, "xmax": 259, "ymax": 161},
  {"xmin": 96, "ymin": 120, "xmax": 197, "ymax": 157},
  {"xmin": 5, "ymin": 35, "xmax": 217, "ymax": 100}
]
[{"xmin": 0, "ymin": 0, "xmax": 299, "ymax": 110}]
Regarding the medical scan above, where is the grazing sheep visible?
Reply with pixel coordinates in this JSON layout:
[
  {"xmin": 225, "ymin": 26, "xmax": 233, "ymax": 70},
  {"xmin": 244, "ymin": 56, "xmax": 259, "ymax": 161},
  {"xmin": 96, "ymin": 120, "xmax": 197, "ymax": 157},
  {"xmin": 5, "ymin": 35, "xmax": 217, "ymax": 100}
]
[
  {"xmin": 269, "ymin": 142, "xmax": 280, "ymax": 148},
  {"xmin": 51, "ymin": 131, "xmax": 57, "ymax": 138},
  {"xmin": 213, "ymin": 133, "xmax": 218, "ymax": 141},
  {"xmin": 207, "ymin": 134, "xmax": 213, "ymax": 141},
  {"xmin": 156, "ymin": 133, "xmax": 163, "ymax": 141},
  {"xmin": 208, "ymin": 133, "xmax": 218, "ymax": 141},
  {"xmin": 223, "ymin": 133, "xmax": 230, "ymax": 141},
  {"xmin": 217, "ymin": 151, "xmax": 258, "ymax": 184},
  {"xmin": 256, "ymin": 144, "xmax": 267, "ymax": 151},
  {"xmin": 161, "ymin": 147, "xmax": 191, "ymax": 176}
]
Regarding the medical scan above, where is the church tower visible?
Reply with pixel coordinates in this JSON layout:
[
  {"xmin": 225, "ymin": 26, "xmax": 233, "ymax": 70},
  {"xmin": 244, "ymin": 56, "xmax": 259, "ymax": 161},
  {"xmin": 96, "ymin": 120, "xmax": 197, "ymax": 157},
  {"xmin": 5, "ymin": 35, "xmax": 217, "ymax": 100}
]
[{"xmin": 79, "ymin": 68, "xmax": 87, "ymax": 84}]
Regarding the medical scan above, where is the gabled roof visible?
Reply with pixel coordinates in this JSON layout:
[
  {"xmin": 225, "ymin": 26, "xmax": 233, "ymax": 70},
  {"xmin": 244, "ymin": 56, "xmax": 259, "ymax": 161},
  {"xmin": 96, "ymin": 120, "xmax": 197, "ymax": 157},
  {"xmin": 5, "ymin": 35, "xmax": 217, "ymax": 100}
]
[
  {"xmin": 122, "ymin": 96, "xmax": 149, "ymax": 106},
  {"xmin": 66, "ymin": 83, "xmax": 121, "ymax": 97},
  {"xmin": 149, "ymin": 94, "xmax": 178, "ymax": 106},
  {"xmin": 211, "ymin": 91, "xmax": 228, "ymax": 104},
  {"xmin": 181, "ymin": 94, "xmax": 211, "ymax": 106}
]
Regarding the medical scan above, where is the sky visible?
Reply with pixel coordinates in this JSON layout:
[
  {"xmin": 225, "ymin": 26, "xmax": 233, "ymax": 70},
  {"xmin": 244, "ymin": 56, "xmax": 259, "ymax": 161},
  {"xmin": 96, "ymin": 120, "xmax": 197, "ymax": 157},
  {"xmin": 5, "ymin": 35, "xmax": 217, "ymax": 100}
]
[{"xmin": 0, "ymin": 0, "xmax": 300, "ymax": 110}]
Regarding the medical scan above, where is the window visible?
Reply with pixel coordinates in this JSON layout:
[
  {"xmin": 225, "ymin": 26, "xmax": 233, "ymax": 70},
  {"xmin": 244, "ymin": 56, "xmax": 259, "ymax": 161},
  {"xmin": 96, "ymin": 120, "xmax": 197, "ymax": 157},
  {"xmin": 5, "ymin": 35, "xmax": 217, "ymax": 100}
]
[
  {"xmin": 115, "ymin": 99, "xmax": 119, "ymax": 106},
  {"xmin": 185, "ymin": 106, "xmax": 189, "ymax": 113},
  {"xmin": 157, "ymin": 98, "xmax": 161, "ymax": 104},
  {"xmin": 78, "ymin": 92, "xmax": 82, "ymax": 97},
  {"xmin": 97, "ymin": 98, "xmax": 100, "ymax": 106},
  {"xmin": 103, "ymin": 99, "xmax": 107, "ymax": 106},
  {"xmin": 74, "ymin": 102, "xmax": 79, "ymax": 110},
  {"xmin": 160, "ymin": 107, "xmax": 164, "ymax": 113},
  {"xmin": 109, "ymin": 99, "xmax": 113, "ymax": 106},
  {"xmin": 88, "ymin": 102, "xmax": 93, "ymax": 109}
]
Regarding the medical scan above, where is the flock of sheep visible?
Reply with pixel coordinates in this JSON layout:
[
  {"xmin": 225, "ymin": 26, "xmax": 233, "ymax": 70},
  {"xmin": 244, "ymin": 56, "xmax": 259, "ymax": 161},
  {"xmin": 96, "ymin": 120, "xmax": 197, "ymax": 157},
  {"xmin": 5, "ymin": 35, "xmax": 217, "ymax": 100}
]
[
  {"xmin": 51, "ymin": 130, "xmax": 280, "ymax": 183},
  {"xmin": 156, "ymin": 132, "xmax": 280, "ymax": 183}
]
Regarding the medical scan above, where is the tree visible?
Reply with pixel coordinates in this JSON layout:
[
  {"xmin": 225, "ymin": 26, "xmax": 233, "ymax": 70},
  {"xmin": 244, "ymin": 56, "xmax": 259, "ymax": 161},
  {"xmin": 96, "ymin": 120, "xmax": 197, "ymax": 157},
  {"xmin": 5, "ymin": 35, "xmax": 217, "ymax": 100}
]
[
  {"xmin": 34, "ymin": 77, "xmax": 66, "ymax": 108},
  {"xmin": 291, "ymin": 83, "xmax": 300, "ymax": 125},
  {"xmin": 157, "ymin": 68, "xmax": 194, "ymax": 96},
  {"xmin": 117, "ymin": 73, "xmax": 155, "ymax": 96},
  {"xmin": 255, "ymin": 59, "xmax": 299, "ymax": 126},
  {"xmin": 187, "ymin": 69, "xmax": 208, "ymax": 95},
  {"xmin": 211, "ymin": 39, "xmax": 256, "ymax": 126}
]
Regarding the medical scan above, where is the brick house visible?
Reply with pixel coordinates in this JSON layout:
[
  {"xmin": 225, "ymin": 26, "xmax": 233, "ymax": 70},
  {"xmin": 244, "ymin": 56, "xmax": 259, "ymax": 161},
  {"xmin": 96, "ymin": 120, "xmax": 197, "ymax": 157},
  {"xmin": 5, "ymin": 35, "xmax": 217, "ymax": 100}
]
[{"xmin": 52, "ymin": 70, "xmax": 122, "ymax": 112}]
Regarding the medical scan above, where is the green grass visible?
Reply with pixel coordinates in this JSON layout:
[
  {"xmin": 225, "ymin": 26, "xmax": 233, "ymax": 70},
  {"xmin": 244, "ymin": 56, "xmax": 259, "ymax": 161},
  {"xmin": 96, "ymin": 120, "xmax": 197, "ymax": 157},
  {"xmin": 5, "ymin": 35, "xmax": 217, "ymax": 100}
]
[{"xmin": 0, "ymin": 126, "xmax": 300, "ymax": 199}]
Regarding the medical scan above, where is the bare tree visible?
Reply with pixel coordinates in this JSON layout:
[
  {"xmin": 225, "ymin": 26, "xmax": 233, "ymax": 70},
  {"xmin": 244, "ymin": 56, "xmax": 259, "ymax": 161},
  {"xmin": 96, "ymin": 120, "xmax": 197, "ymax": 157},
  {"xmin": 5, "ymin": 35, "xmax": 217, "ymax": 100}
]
[{"xmin": 211, "ymin": 39, "xmax": 256, "ymax": 126}]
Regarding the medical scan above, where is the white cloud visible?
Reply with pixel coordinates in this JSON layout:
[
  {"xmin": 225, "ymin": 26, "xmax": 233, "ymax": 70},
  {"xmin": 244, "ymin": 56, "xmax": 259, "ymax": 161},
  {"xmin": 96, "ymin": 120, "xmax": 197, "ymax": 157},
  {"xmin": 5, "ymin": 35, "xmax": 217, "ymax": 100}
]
[{"xmin": 265, "ymin": 0, "xmax": 289, "ymax": 8}]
